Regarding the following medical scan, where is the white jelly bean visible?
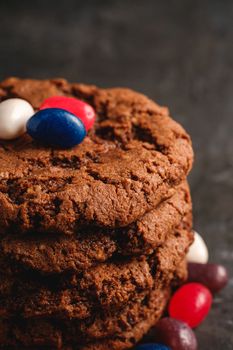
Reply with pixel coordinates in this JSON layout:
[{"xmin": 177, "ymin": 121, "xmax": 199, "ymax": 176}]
[
  {"xmin": 186, "ymin": 231, "xmax": 209, "ymax": 263},
  {"xmin": 0, "ymin": 98, "xmax": 34, "ymax": 140}
]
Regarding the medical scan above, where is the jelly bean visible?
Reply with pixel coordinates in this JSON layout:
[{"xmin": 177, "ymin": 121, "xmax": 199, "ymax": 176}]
[
  {"xmin": 168, "ymin": 282, "xmax": 212, "ymax": 328},
  {"xmin": 0, "ymin": 98, "xmax": 34, "ymax": 140},
  {"xmin": 26, "ymin": 108, "xmax": 86, "ymax": 148},
  {"xmin": 136, "ymin": 344, "xmax": 171, "ymax": 350},
  {"xmin": 148, "ymin": 318, "xmax": 197, "ymax": 350},
  {"xmin": 187, "ymin": 231, "xmax": 209, "ymax": 263},
  {"xmin": 40, "ymin": 96, "xmax": 95, "ymax": 131},
  {"xmin": 188, "ymin": 262, "xmax": 228, "ymax": 293}
]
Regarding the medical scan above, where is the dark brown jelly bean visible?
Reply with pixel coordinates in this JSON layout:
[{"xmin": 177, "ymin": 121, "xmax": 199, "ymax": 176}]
[
  {"xmin": 188, "ymin": 263, "xmax": 229, "ymax": 293},
  {"xmin": 146, "ymin": 317, "xmax": 198, "ymax": 350}
]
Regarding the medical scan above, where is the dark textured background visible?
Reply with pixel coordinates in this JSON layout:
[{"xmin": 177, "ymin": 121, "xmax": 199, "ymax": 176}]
[{"xmin": 0, "ymin": 0, "xmax": 232, "ymax": 348}]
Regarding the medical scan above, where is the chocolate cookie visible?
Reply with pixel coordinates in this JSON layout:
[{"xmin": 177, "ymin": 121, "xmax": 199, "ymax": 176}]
[
  {"xmin": 0, "ymin": 257, "xmax": 187, "ymax": 350},
  {"xmin": 0, "ymin": 286, "xmax": 171, "ymax": 349},
  {"xmin": 0, "ymin": 223, "xmax": 192, "ymax": 320},
  {"xmin": 0, "ymin": 77, "xmax": 193, "ymax": 235},
  {"xmin": 0, "ymin": 182, "xmax": 191, "ymax": 274}
]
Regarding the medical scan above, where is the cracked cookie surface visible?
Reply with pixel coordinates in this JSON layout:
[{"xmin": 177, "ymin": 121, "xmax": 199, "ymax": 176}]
[
  {"xmin": 0, "ymin": 286, "xmax": 171, "ymax": 350},
  {"xmin": 0, "ymin": 182, "xmax": 191, "ymax": 274},
  {"xmin": 0, "ymin": 220, "xmax": 192, "ymax": 320},
  {"xmin": 0, "ymin": 78, "xmax": 193, "ymax": 234}
]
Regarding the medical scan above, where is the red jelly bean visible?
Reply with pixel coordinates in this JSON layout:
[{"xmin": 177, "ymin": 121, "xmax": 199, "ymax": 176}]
[
  {"xmin": 147, "ymin": 318, "xmax": 197, "ymax": 350},
  {"xmin": 168, "ymin": 282, "xmax": 212, "ymax": 328},
  {"xmin": 188, "ymin": 263, "xmax": 229, "ymax": 293},
  {"xmin": 40, "ymin": 96, "xmax": 95, "ymax": 131}
]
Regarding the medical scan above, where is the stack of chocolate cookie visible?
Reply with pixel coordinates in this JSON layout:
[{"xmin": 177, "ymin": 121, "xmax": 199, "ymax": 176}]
[{"xmin": 0, "ymin": 78, "xmax": 194, "ymax": 350}]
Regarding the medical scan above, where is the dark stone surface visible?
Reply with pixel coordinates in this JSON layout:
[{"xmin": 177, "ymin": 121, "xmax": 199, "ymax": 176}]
[{"xmin": 0, "ymin": 0, "xmax": 232, "ymax": 348}]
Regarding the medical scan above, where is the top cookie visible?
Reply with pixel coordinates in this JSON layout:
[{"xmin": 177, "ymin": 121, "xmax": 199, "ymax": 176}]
[{"xmin": 0, "ymin": 78, "xmax": 193, "ymax": 234}]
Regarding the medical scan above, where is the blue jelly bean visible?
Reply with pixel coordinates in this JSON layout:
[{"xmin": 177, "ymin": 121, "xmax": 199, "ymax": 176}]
[
  {"xmin": 26, "ymin": 108, "xmax": 86, "ymax": 148},
  {"xmin": 136, "ymin": 344, "xmax": 171, "ymax": 350}
]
